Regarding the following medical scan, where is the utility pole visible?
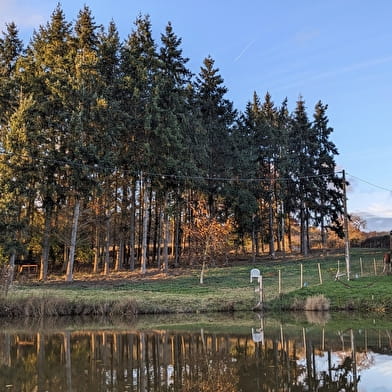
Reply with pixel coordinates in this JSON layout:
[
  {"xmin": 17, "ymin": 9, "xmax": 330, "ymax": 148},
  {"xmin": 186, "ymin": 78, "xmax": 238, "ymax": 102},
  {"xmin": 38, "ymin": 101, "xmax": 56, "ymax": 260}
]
[{"xmin": 342, "ymin": 170, "xmax": 350, "ymax": 280}]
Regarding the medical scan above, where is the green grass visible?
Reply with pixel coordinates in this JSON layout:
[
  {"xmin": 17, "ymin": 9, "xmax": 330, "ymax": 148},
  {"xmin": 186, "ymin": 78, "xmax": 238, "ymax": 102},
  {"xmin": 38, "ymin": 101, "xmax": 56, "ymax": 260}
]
[{"xmin": 3, "ymin": 248, "xmax": 391, "ymax": 316}]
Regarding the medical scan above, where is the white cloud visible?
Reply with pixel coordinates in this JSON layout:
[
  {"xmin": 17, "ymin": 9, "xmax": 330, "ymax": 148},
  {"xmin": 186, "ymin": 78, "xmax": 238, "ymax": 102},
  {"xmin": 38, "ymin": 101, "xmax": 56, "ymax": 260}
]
[{"xmin": 348, "ymin": 188, "xmax": 392, "ymax": 232}]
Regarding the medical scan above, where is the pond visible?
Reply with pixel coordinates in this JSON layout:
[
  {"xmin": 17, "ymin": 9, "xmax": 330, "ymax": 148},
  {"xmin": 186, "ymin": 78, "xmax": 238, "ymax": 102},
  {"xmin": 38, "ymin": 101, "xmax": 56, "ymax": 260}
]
[{"xmin": 0, "ymin": 312, "xmax": 391, "ymax": 391}]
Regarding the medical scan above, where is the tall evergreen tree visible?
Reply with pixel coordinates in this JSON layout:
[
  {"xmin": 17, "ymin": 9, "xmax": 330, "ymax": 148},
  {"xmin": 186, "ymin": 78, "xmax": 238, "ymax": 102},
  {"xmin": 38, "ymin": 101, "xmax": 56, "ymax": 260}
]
[
  {"xmin": 7, "ymin": 6, "xmax": 74, "ymax": 279},
  {"xmin": 96, "ymin": 20, "xmax": 124, "ymax": 272},
  {"xmin": 289, "ymin": 97, "xmax": 318, "ymax": 255},
  {"xmin": 153, "ymin": 21, "xmax": 194, "ymax": 270},
  {"xmin": 0, "ymin": 21, "xmax": 24, "ymax": 271},
  {"xmin": 64, "ymin": 5, "xmax": 103, "ymax": 281},
  {"xmin": 194, "ymin": 56, "xmax": 237, "ymax": 216},
  {"xmin": 312, "ymin": 100, "xmax": 344, "ymax": 245},
  {"xmin": 120, "ymin": 14, "xmax": 158, "ymax": 273}
]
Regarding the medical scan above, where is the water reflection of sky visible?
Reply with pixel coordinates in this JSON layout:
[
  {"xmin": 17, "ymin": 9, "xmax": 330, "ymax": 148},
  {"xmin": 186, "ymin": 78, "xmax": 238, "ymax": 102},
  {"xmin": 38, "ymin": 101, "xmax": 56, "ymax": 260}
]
[
  {"xmin": 359, "ymin": 355, "xmax": 392, "ymax": 392},
  {"xmin": 297, "ymin": 352, "xmax": 392, "ymax": 392}
]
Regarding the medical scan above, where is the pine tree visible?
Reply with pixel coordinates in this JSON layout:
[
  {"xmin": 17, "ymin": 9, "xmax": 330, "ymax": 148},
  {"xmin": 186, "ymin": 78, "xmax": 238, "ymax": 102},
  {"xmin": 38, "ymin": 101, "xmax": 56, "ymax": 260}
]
[
  {"xmin": 15, "ymin": 4, "xmax": 75, "ymax": 280},
  {"xmin": 312, "ymin": 100, "xmax": 344, "ymax": 246},
  {"xmin": 233, "ymin": 92, "xmax": 266, "ymax": 256},
  {"xmin": 96, "ymin": 21, "xmax": 124, "ymax": 272},
  {"xmin": 289, "ymin": 97, "xmax": 318, "ymax": 255},
  {"xmin": 259, "ymin": 92, "xmax": 279, "ymax": 257},
  {"xmin": 120, "ymin": 14, "xmax": 158, "ymax": 273},
  {"xmin": 194, "ymin": 56, "xmax": 237, "ymax": 216},
  {"xmin": 153, "ymin": 21, "xmax": 194, "ymax": 270},
  {"xmin": 65, "ymin": 5, "xmax": 103, "ymax": 281},
  {"xmin": 0, "ymin": 21, "xmax": 24, "ymax": 271},
  {"xmin": 0, "ymin": 22, "xmax": 23, "ymax": 126}
]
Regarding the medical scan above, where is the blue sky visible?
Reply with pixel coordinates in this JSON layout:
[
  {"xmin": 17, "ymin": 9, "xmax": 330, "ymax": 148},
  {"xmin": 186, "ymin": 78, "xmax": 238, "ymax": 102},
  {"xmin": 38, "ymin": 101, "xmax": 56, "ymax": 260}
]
[{"xmin": 1, "ymin": 0, "xmax": 392, "ymax": 231}]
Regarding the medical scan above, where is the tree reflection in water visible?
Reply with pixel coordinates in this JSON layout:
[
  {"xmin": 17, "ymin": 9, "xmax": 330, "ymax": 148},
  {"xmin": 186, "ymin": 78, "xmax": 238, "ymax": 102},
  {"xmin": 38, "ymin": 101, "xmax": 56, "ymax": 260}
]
[{"xmin": 0, "ymin": 320, "xmax": 390, "ymax": 391}]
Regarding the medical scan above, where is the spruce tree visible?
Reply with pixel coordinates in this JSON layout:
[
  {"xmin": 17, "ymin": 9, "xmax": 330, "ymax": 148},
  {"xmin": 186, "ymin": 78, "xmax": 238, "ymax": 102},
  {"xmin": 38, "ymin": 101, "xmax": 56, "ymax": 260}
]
[
  {"xmin": 289, "ymin": 97, "xmax": 317, "ymax": 255},
  {"xmin": 120, "ymin": 14, "xmax": 158, "ymax": 273},
  {"xmin": 312, "ymin": 100, "xmax": 344, "ymax": 245},
  {"xmin": 154, "ymin": 21, "xmax": 194, "ymax": 270},
  {"xmin": 65, "ymin": 5, "xmax": 103, "ymax": 281},
  {"xmin": 0, "ymin": 21, "xmax": 24, "ymax": 270},
  {"xmin": 194, "ymin": 56, "xmax": 237, "ymax": 216},
  {"xmin": 96, "ymin": 21, "xmax": 124, "ymax": 272}
]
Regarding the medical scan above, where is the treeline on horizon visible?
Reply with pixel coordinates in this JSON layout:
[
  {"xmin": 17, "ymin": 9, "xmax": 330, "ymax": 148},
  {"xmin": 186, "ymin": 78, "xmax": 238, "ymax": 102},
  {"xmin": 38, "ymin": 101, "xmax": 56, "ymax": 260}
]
[{"xmin": 0, "ymin": 5, "xmax": 345, "ymax": 281}]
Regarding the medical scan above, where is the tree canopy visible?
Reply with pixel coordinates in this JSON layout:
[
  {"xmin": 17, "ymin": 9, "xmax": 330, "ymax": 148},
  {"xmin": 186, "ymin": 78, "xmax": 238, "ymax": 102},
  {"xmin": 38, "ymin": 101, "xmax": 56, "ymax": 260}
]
[{"xmin": 0, "ymin": 6, "xmax": 345, "ymax": 279}]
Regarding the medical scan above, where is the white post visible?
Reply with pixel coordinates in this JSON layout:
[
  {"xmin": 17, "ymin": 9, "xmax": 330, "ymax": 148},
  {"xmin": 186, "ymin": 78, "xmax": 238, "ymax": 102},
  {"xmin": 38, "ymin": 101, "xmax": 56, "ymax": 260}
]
[{"xmin": 258, "ymin": 275, "xmax": 263, "ymax": 304}]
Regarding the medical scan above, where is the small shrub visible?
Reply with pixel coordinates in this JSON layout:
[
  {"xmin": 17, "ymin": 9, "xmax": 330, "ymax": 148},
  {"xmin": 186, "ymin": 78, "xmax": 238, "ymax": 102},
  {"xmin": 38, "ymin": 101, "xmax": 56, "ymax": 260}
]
[{"xmin": 304, "ymin": 294, "xmax": 330, "ymax": 311}]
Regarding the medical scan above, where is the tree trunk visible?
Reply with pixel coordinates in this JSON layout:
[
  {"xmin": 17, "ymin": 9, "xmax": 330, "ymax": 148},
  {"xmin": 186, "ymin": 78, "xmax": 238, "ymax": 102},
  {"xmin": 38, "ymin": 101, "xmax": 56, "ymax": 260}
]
[
  {"xmin": 93, "ymin": 225, "xmax": 100, "ymax": 273},
  {"xmin": 40, "ymin": 202, "xmax": 52, "ymax": 281},
  {"xmin": 320, "ymin": 214, "xmax": 327, "ymax": 249},
  {"xmin": 281, "ymin": 203, "xmax": 286, "ymax": 257},
  {"xmin": 200, "ymin": 260, "xmax": 206, "ymax": 284},
  {"xmin": 268, "ymin": 196, "xmax": 275, "ymax": 258},
  {"xmin": 117, "ymin": 238, "xmax": 124, "ymax": 271},
  {"xmin": 152, "ymin": 198, "xmax": 160, "ymax": 266},
  {"xmin": 65, "ymin": 199, "xmax": 80, "ymax": 282},
  {"xmin": 251, "ymin": 216, "xmax": 256, "ymax": 263},
  {"xmin": 146, "ymin": 186, "xmax": 153, "ymax": 267},
  {"xmin": 140, "ymin": 176, "xmax": 148, "ymax": 274},
  {"xmin": 300, "ymin": 201, "xmax": 308, "ymax": 256},
  {"xmin": 156, "ymin": 205, "xmax": 162, "ymax": 269},
  {"xmin": 103, "ymin": 210, "xmax": 110, "ymax": 275},
  {"xmin": 129, "ymin": 180, "xmax": 136, "ymax": 271},
  {"xmin": 162, "ymin": 196, "xmax": 169, "ymax": 273},
  {"xmin": 9, "ymin": 251, "xmax": 16, "ymax": 288},
  {"xmin": 174, "ymin": 208, "xmax": 181, "ymax": 267}
]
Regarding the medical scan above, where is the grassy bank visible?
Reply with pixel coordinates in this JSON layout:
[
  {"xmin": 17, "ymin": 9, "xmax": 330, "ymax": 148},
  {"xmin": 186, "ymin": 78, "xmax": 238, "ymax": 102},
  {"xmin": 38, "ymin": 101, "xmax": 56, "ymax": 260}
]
[{"xmin": 1, "ymin": 248, "xmax": 391, "ymax": 317}]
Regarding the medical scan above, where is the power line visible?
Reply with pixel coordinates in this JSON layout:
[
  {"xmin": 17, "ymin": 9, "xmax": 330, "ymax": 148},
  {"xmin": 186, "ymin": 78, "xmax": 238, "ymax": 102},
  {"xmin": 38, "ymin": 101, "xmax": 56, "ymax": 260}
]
[
  {"xmin": 0, "ymin": 151, "xmax": 340, "ymax": 183},
  {"xmin": 346, "ymin": 172, "xmax": 392, "ymax": 193}
]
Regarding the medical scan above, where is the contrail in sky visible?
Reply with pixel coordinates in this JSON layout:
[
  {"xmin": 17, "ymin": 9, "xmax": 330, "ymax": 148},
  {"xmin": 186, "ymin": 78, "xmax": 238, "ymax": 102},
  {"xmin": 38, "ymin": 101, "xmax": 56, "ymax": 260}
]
[{"xmin": 234, "ymin": 39, "xmax": 256, "ymax": 62}]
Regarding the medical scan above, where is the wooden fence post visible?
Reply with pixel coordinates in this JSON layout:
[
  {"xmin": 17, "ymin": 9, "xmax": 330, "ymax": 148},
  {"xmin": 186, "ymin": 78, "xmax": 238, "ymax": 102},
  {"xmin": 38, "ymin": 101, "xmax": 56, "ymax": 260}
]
[
  {"xmin": 318, "ymin": 263, "xmax": 323, "ymax": 284},
  {"xmin": 360, "ymin": 257, "xmax": 363, "ymax": 276},
  {"xmin": 278, "ymin": 269, "xmax": 282, "ymax": 295},
  {"xmin": 300, "ymin": 264, "xmax": 303, "ymax": 288}
]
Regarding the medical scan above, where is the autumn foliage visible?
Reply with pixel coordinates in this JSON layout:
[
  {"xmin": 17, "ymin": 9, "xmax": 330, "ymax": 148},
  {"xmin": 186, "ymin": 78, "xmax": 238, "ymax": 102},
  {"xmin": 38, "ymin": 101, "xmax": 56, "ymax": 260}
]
[{"xmin": 182, "ymin": 198, "xmax": 233, "ymax": 283}]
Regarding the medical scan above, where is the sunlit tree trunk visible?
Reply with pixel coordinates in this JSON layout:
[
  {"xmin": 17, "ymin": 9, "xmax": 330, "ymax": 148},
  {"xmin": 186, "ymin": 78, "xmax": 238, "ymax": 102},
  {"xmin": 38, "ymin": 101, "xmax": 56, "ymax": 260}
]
[
  {"xmin": 93, "ymin": 225, "xmax": 100, "ymax": 273},
  {"xmin": 40, "ymin": 202, "xmax": 52, "ymax": 281},
  {"xmin": 103, "ymin": 209, "xmax": 110, "ymax": 275},
  {"xmin": 65, "ymin": 199, "xmax": 80, "ymax": 282}
]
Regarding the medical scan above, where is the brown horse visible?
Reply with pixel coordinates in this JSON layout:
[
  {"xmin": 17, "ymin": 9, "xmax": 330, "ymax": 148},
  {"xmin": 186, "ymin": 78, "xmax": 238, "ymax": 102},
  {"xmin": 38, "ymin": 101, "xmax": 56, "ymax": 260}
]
[{"xmin": 383, "ymin": 252, "xmax": 391, "ymax": 274}]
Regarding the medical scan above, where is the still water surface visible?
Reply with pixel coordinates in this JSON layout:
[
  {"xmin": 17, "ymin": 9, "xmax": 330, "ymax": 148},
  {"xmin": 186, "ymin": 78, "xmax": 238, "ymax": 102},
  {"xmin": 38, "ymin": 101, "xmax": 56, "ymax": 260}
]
[{"xmin": 0, "ymin": 313, "xmax": 391, "ymax": 391}]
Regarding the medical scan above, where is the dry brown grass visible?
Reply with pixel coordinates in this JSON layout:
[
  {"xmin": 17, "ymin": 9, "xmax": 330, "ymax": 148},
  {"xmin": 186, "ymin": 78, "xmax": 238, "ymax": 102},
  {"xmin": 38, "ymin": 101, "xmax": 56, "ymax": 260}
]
[
  {"xmin": 289, "ymin": 294, "xmax": 330, "ymax": 312},
  {"xmin": 0, "ymin": 294, "xmax": 137, "ymax": 318},
  {"xmin": 304, "ymin": 294, "xmax": 330, "ymax": 311}
]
